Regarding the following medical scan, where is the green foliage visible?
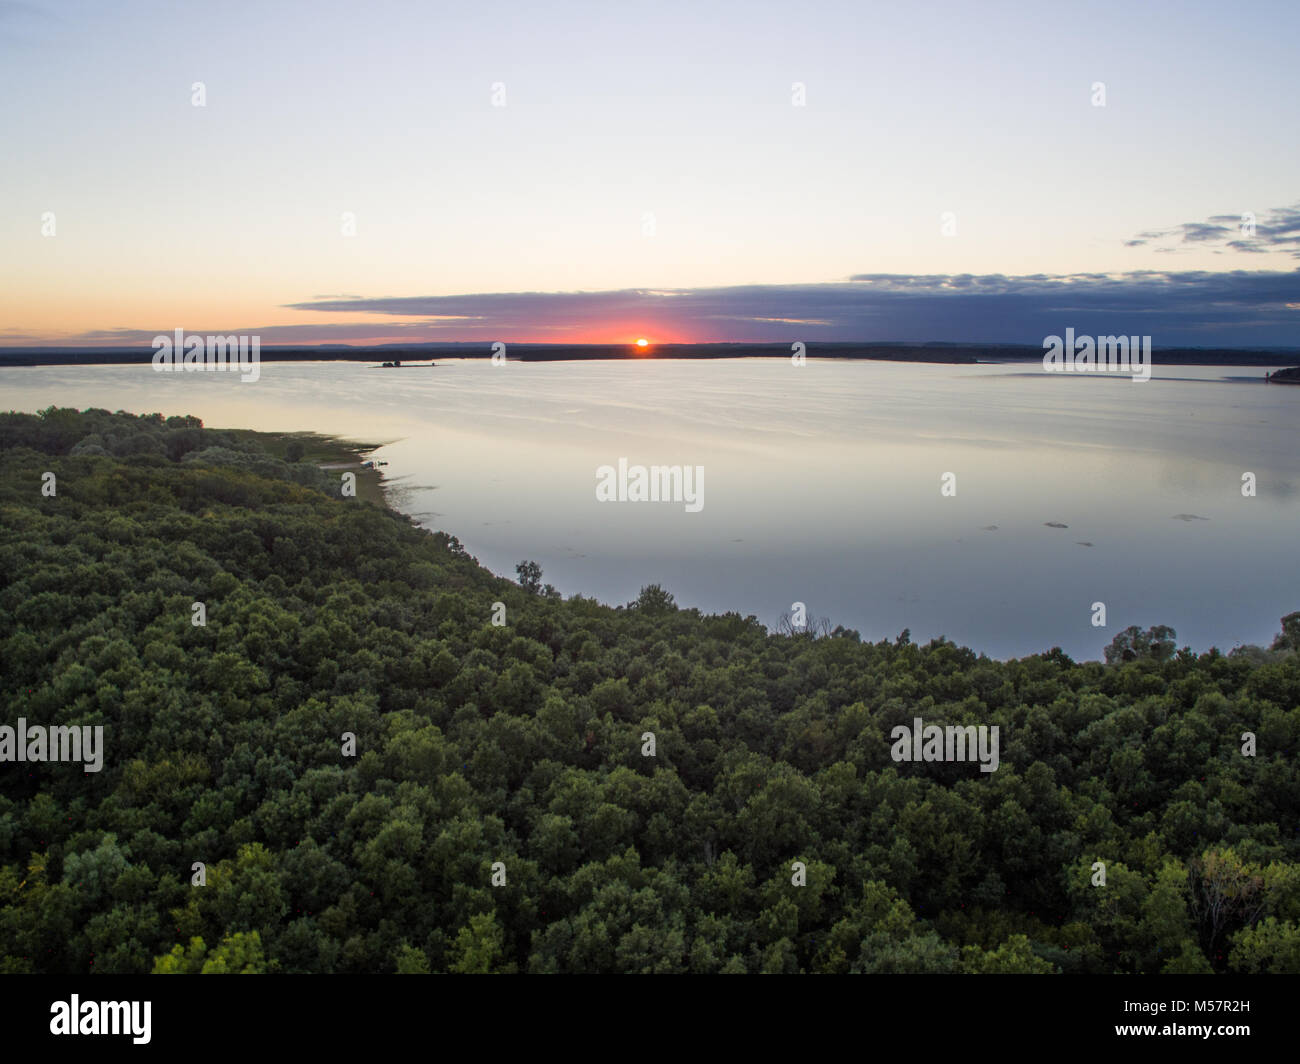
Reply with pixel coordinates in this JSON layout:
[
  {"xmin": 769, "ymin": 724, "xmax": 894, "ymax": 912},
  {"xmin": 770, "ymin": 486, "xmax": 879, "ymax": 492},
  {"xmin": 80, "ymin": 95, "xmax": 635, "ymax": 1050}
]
[
  {"xmin": 448, "ymin": 912, "xmax": 513, "ymax": 973},
  {"xmin": 153, "ymin": 936, "xmax": 209, "ymax": 974},
  {"xmin": 0, "ymin": 408, "xmax": 1296, "ymax": 974},
  {"xmin": 1104, "ymin": 625, "xmax": 1178, "ymax": 665},
  {"xmin": 1229, "ymin": 918, "xmax": 1300, "ymax": 972},
  {"xmin": 152, "ymin": 931, "xmax": 267, "ymax": 973},
  {"xmin": 631, "ymin": 584, "xmax": 676, "ymax": 613},
  {"xmin": 960, "ymin": 934, "xmax": 1056, "ymax": 974},
  {"xmin": 515, "ymin": 561, "xmax": 542, "ymax": 595},
  {"xmin": 394, "ymin": 942, "xmax": 431, "ymax": 973},
  {"xmin": 1272, "ymin": 612, "xmax": 1300, "ymax": 653}
]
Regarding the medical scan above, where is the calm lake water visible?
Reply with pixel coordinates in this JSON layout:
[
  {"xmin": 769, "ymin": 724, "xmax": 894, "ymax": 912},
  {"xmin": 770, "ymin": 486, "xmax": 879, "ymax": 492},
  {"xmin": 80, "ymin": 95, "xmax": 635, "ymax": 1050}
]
[{"xmin": 4, "ymin": 358, "xmax": 1297, "ymax": 660}]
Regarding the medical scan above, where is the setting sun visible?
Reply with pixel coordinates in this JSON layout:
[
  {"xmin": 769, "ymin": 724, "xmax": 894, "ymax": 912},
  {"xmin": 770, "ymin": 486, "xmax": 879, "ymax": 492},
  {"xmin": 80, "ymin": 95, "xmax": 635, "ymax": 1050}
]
[{"xmin": 636, "ymin": 338, "xmax": 649, "ymax": 347}]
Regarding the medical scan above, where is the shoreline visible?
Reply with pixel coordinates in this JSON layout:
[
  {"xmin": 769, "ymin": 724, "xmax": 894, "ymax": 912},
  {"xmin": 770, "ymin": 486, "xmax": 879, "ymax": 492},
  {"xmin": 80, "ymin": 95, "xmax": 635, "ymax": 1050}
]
[
  {"xmin": 238, "ymin": 428, "xmax": 393, "ymax": 507},
  {"xmin": 4, "ymin": 342, "xmax": 1300, "ymax": 369},
  {"xmin": 242, "ymin": 424, "xmax": 1289, "ymax": 665}
]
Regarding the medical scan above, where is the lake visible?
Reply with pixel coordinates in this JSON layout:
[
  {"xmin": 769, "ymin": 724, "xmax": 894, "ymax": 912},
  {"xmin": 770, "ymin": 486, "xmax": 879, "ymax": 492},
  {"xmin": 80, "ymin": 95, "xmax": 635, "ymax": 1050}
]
[{"xmin": 3, "ymin": 358, "xmax": 1297, "ymax": 660}]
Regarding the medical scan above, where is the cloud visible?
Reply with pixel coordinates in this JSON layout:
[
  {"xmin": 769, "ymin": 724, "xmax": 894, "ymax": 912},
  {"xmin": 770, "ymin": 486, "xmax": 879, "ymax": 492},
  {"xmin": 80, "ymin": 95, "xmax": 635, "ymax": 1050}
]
[
  {"xmin": 268, "ymin": 271, "xmax": 1300, "ymax": 346},
  {"xmin": 34, "ymin": 270, "xmax": 1298, "ymax": 348},
  {"xmin": 1126, "ymin": 202, "xmax": 1300, "ymax": 258}
]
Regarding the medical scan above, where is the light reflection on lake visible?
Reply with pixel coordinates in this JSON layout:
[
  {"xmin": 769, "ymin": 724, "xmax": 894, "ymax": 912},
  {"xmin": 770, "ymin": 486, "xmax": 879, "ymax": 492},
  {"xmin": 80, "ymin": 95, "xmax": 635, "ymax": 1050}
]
[{"xmin": 3, "ymin": 358, "xmax": 1297, "ymax": 659}]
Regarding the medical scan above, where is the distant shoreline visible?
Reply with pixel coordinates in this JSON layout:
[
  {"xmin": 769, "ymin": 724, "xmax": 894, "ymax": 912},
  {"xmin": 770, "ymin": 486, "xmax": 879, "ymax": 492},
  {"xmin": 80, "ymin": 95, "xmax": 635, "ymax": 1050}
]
[{"xmin": 3, "ymin": 341, "xmax": 1299, "ymax": 368}]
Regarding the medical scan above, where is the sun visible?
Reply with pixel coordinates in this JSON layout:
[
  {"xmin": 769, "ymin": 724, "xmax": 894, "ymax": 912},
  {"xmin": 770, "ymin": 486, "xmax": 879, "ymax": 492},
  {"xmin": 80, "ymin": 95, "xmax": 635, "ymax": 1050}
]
[{"xmin": 636, "ymin": 338, "xmax": 649, "ymax": 348}]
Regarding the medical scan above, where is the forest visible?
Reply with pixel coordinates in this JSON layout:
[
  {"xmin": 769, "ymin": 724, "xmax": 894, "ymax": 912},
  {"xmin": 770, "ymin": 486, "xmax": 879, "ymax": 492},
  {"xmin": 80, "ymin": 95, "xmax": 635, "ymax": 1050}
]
[{"xmin": 1, "ymin": 407, "xmax": 1297, "ymax": 974}]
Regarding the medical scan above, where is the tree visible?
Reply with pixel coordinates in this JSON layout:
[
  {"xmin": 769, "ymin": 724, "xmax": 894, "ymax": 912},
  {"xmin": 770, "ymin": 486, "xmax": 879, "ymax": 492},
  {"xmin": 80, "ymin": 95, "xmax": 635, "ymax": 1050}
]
[
  {"xmin": 200, "ymin": 931, "xmax": 268, "ymax": 973},
  {"xmin": 152, "ymin": 937, "xmax": 208, "ymax": 974},
  {"xmin": 151, "ymin": 931, "xmax": 266, "ymax": 973},
  {"xmin": 857, "ymin": 930, "xmax": 958, "ymax": 973},
  {"xmin": 1229, "ymin": 918, "xmax": 1300, "ymax": 973},
  {"xmin": 1188, "ymin": 849, "xmax": 1267, "ymax": 966},
  {"xmin": 1104, "ymin": 624, "xmax": 1177, "ymax": 664},
  {"xmin": 395, "ymin": 943, "xmax": 431, "ymax": 973},
  {"xmin": 776, "ymin": 607, "xmax": 831, "ymax": 637},
  {"xmin": 1271, "ymin": 611, "xmax": 1300, "ymax": 652},
  {"xmin": 960, "ymin": 934, "xmax": 1056, "ymax": 974},
  {"xmin": 631, "ymin": 584, "xmax": 676, "ymax": 612},
  {"xmin": 515, "ymin": 560, "xmax": 542, "ymax": 594},
  {"xmin": 448, "ymin": 912, "xmax": 513, "ymax": 974}
]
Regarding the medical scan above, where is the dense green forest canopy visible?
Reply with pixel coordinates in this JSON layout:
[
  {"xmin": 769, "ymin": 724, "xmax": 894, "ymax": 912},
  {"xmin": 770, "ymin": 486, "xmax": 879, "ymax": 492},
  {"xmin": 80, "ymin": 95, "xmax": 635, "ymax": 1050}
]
[{"xmin": 1, "ymin": 407, "xmax": 1297, "ymax": 974}]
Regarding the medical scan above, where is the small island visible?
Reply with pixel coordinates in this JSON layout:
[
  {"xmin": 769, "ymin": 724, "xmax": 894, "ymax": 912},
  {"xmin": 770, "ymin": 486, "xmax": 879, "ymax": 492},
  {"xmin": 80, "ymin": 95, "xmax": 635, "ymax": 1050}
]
[{"xmin": 1265, "ymin": 366, "xmax": 1300, "ymax": 384}]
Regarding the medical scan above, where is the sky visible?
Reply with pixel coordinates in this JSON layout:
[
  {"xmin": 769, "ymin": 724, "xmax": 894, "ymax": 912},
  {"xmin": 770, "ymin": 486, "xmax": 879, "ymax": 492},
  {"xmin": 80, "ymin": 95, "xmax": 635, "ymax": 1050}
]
[{"xmin": 1, "ymin": 0, "xmax": 1297, "ymax": 346}]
